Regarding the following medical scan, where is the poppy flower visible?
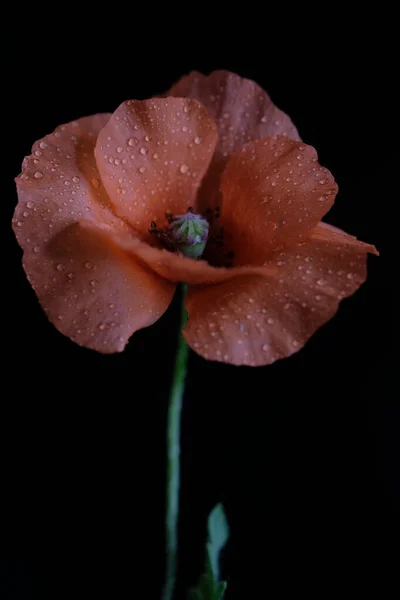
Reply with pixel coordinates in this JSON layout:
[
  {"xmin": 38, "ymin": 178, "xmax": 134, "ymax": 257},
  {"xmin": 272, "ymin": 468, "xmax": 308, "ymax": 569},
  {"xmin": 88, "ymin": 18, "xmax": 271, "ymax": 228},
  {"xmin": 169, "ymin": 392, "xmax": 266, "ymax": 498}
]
[{"xmin": 12, "ymin": 70, "xmax": 377, "ymax": 366}]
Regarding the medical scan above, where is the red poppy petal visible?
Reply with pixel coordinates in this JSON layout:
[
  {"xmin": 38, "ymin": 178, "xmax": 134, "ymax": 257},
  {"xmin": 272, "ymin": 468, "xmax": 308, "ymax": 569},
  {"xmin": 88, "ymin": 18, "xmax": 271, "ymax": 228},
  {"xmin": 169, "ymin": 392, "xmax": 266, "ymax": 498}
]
[
  {"xmin": 13, "ymin": 113, "xmax": 133, "ymax": 246},
  {"xmin": 166, "ymin": 70, "xmax": 301, "ymax": 211},
  {"xmin": 94, "ymin": 98, "xmax": 218, "ymax": 236},
  {"xmin": 219, "ymin": 136, "xmax": 338, "ymax": 265},
  {"xmin": 12, "ymin": 115, "xmax": 174, "ymax": 352},
  {"xmin": 21, "ymin": 222, "xmax": 175, "ymax": 352},
  {"xmin": 312, "ymin": 221, "xmax": 379, "ymax": 254},
  {"xmin": 183, "ymin": 224, "xmax": 376, "ymax": 366},
  {"xmin": 86, "ymin": 223, "xmax": 275, "ymax": 285}
]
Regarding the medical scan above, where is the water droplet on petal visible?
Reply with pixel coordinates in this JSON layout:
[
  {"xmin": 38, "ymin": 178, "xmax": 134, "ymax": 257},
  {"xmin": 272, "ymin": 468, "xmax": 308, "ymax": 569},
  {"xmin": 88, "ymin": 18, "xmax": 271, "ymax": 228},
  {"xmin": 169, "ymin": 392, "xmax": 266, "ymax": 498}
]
[
  {"xmin": 180, "ymin": 164, "xmax": 189, "ymax": 174},
  {"xmin": 194, "ymin": 136, "xmax": 203, "ymax": 144},
  {"xmin": 140, "ymin": 147, "xmax": 148, "ymax": 155},
  {"xmin": 56, "ymin": 263, "xmax": 65, "ymax": 272},
  {"xmin": 72, "ymin": 176, "xmax": 80, "ymax": 183},
  {"xmin": 85, "ymin": 261, "xmax": 93, "ymax": 269},
  {"xmin": 33, "ymin": 245, "xmax": 40, "ymax": 253},
  {"xmin": 34, "ymin": 171, "xmax": 43, "ymax": 179}
]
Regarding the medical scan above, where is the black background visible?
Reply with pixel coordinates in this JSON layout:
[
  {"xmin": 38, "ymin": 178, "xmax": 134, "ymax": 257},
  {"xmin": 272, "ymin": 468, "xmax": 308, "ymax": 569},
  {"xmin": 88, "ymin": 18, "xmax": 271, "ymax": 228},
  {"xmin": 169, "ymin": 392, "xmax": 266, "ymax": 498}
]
[{"xmin": 3, "ymin": 14, "xmax": 397, "ymax": 600}]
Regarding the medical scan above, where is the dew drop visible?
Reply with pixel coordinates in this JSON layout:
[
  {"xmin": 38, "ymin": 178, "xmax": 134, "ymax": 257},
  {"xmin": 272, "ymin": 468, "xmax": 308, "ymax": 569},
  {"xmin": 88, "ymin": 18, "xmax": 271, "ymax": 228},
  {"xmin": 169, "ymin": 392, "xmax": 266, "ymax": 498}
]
[
  {"xmin": 34, "ymin": 171, "xmax": 43, "ymax": 179},
  {"xmin": 91, "ymin": 178, "xmax": 100, "ymax": 188},
  {"xmin": 128, "ymin": 138, "xmax": 136, "ymax": 146},
  {"xmin": 85, "ymin": 261, "xmax": 94, "ymax": 269},
  {"xmin": 56, "ymin": 263, "xmax": 65, "ymax": 272},
  {"xmin": 262, "ymin": 344, "xmax": 269, "ymax": 352},
  {"xmin": 67, "ymin": 272, "xmax": 75, "ymax": 279},
  {"xmin": 72, "ymin": 176, "xmax": 80, "ymax": 183},
  {"xmin": 180, "ymin": 164, "xmax": 189, "ymax": 174},
  {"xmin": 267, "ymin": 317, "xmax": 274, "ymax": 325},
  {"xmin": 27, "ymin": 201, "xmax": 34, "ymax": 209},
  {"xmin": 98, "ymin": 323, "xmax": 106, "ymax": 330},
  {"xmin": 140, "ymin": 147, "xmax": 148, "ymax": 155},
  {"xmin": 39, "ymin": 141, "xmax": 48, "ymax": 150},
  {"xmin": 116, "ymin": 146, "xmax": 123, "ymax": 153},
  {"xmin": 33, "ymin": 245, "xmax": 40, "ymax": 253}
]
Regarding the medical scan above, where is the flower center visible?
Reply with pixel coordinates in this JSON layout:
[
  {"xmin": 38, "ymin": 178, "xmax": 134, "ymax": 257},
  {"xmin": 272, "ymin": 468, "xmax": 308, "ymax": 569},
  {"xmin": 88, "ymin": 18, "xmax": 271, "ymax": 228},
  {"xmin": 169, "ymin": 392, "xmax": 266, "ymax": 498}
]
[
  {"xmin": 148, "ymin": 206, "xmax": 235, "ymax": 266},
  {"xmin": 149, "ymin": 208, "xmax": 209, "ymax": 259}
]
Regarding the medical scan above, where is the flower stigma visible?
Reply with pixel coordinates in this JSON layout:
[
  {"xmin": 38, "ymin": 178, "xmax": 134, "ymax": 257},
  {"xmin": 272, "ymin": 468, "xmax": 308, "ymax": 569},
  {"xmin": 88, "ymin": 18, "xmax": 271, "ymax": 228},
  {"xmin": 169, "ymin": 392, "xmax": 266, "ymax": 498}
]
[{"xmin": 149, "ymin": 207, "xmax": 209, "ymax": 259}]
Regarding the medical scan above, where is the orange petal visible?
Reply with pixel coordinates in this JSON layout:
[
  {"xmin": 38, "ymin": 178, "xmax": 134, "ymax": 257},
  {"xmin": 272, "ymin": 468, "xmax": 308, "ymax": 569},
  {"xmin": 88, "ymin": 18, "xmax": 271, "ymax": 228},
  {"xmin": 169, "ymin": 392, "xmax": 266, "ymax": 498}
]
[
  {"xmin": 84, "ymin": 222, "xmax": 276, "ymax": 285},
  {"xmin": 12, "ymin": 115, "xmax": 174, "ymax": 352},
  {"xmin": 13, "ymin": 113, "xmax": 132, "ymax": 247},
  {"xmin": 19, "ymin": 223, "xmax": 175, "ymax": 353},
  {"xmin": 166, "ymin": 70, "xmax": 301, "ymax": 211},
  {"xmin": 219, "ymin": 136, "xmax": 338, "ymax": 265},
  {"xmin": 94, "ymin": 98, "xmax": 218, "ymax": 236},
  {"xmin": 312, "ymin": 221, "xmax": 379, "ymax": 254},
  {"xmin": 183, "ymin": 224, "xmax": 376, "ymax": 366}
]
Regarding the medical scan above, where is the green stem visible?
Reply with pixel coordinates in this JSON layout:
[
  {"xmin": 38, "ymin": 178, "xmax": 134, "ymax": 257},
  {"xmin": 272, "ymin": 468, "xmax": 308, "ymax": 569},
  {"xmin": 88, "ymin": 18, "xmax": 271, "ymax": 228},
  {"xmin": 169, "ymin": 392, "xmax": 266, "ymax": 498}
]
[{"xmin": 162, "ymin": 285, "xmax": 189, "ymax": 600}]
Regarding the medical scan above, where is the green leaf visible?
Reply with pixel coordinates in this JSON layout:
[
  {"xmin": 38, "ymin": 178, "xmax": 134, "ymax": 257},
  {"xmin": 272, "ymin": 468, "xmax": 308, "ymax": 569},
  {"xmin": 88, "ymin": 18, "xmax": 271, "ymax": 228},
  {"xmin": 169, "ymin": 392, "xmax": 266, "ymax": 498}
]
[
  {"xmin": 207, "ymin": 503, "xmax": 229, "ymax": 582},
  {"xmin": 186, "ymin": 504, "xmax": 229, "ymax": 600},
  {"xmin": 214, "ymin": 581, "xmax": 227, "ymax": 600}
]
